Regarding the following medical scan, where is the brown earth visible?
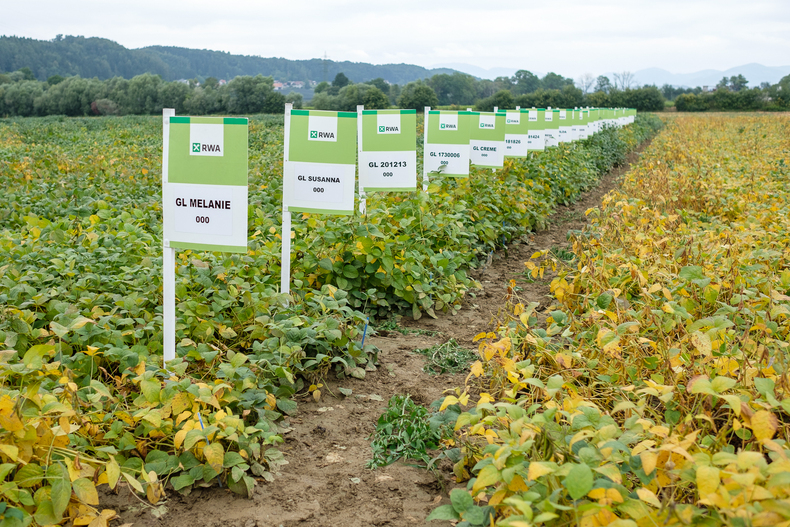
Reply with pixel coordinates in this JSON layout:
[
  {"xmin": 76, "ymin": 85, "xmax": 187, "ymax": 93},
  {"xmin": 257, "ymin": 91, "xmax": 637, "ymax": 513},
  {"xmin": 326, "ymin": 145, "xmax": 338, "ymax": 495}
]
[{"xmin": 102, "ymin": 143, "xmax": 649, "ymax": 527}]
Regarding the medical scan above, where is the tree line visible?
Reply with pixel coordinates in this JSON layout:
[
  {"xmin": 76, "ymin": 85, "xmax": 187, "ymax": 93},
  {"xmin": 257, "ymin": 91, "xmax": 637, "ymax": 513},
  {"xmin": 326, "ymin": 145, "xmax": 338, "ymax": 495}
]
[
  {"xmin": 310, "ymin": 70, "xmax": 665, "ymax": 113},
  {"xmin": 5, "ymin": 65, "xmax": 786, "ymax": 118},
  {"xmin": 672, "ymin": 74, "xmax": 790, "ymax": 111},
  {"xmin": 0, "ymin": 69, "xmax": 302, "ymax": 117}
]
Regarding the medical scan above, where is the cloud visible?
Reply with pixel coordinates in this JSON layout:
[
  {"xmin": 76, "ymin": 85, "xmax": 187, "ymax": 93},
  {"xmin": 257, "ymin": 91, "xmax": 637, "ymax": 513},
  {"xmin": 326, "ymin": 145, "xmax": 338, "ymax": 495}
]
[{"xmin": 2, "ymin": 0, "xmax": 788, "ymax": 77}]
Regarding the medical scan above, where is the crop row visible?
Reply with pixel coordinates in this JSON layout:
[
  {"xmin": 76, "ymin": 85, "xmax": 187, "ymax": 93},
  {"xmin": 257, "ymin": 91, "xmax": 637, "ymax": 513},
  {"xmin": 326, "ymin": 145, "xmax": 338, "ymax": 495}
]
[
  {"xmin": 436, "ymin": 114, "xmax": 790, "ymax": 527},
  {"xmin": 0, "ymin": 112, "xmax": 660, "ymax": 525}
]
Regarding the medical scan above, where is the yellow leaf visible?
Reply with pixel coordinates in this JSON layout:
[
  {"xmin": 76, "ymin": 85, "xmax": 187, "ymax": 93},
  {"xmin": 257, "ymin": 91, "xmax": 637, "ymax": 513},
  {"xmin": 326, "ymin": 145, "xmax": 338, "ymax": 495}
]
[
  {"xmin": 106, "ymin": 456, "xmax": 120, "ymax": 489},
  {"xmin": 641, "ymin": 452, "xmax": 657, "ymax": 475},
  {"xmin": 469, "ymin": 361, "xmax": 484, "ymax": 378},
  {"xmin": 696, "ymin": 465, "xmax": 720, "ymax": 496},
  {"xmin": 123, "ymin": 472, "xmax": 144, "ymax": 494},
  {"xmin": 203, "ymin": 442, "xmax": 224, "ymax": 473},
  {"xmin": 528, "ymin": 461, "xmax": 555, "ymax": 481},
  {"xmin": 440, "ymin": 395, "xmax": 459, "ymax": 411},
  {"xmin": 141, "ymin": 168, "xmax": 148, "ymax": 175},
  {"xmin": 477, "ymin": 393, "xmax": 493, "ymax": 406},
  {"xmin": 0, "ymin": 444, "xmax": 19, "ymax": 461},
  {"xmin": 171, "ymin": 392, "xmax": 191, "ymax": 415},
  {"xmin": 690, "ymin": 332, "xmax": 712, "ymax": 355},
  {"xmin": 752, "ymin": 410, "xmax": 778, "ymax": 441},
  {"xmin": 636, "ymin": 487, "xmax": 662, "ymax": 508},
  {"xmin": 594, "ymin": 464, "xmax": 622, "ymax": 485},
  {"xmin": 73, "ymin": 477, "xmax": 99, "ymax": 505},
  {"xmin": 458, "ymin": 392, "xmax": 470, "ymax": 406},
  {"xmin": 472, "ymin": 465, "xmax": 501, "ymax": 493}
]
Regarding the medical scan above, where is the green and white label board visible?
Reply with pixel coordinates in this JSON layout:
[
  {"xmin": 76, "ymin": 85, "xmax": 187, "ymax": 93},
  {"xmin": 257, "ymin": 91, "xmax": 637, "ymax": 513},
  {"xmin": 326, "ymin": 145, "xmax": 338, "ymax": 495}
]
[
  {"xmin": 570, "ymin": 110, "xmax": 581, "ymax": 141},
  {"xmin": 592, "ymin": 108, "xmax": 602, "ymax": 134},
  {"xmin": 359, "ymin": 109, "xmax": 416, "ymax": 192},
  {"xmin": 470, "ymin": 111, "xmax": 506, "ymax": 168},
  {"xmin": 284, "ymin": 109, "xmax": 357, "ymax": 215},
  {"xmin": 424, "ymin": 110, "xmax": 472, "ymax": 177},
  {"xmin": 163, "ymin": 116, "xmax": 248, "ymax": 253},
  {"xmin": 579, "ymin": 109, "xmax": 590, "ymax": 140},
  {"xmin": 503, "ymin": 110, "xmax": 528, "ymax": 158},
  {"xmin": 544, "ymin": 109, "xmax": 559, "ymax": 148},
  {"xmin": 558, "ymin": 109, "xmax": 571, "ymax": 143},
  {"xmin": 526, "ymin": 108, "xmax": 545, "ymax": 151}
]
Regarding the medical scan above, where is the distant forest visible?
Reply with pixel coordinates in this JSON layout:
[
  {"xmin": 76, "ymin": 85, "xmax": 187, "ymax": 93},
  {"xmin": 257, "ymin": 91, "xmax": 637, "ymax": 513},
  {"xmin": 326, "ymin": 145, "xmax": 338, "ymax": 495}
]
[{"xmin": 0, "ymin": 35, "xmax": 455, "ymax": 85}]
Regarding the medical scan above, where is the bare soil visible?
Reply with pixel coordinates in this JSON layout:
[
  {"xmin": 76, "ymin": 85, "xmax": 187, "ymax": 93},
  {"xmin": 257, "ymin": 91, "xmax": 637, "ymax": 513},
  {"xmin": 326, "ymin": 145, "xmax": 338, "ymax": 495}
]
[{"xmin": 104, "ymin": 144, "xmax": 648, "ymax": 527}]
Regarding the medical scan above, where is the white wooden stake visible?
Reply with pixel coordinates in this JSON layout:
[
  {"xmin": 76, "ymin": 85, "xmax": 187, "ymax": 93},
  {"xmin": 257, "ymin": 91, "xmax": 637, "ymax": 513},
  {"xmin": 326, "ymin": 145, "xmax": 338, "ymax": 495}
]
[
  {"xmin": 357, "ymin": 104, "xmax": 366, "ymax": 214},
  {"xmin": 281, "ymin": 103, "xmax": 293, "ymax": 297},
  {"xmin": 162, "ymin": 108, "xmax": 176, "ymax": 367},
  {"xmin": 422, "ymin": 106, "xmax": 430, "ymax": 191}
]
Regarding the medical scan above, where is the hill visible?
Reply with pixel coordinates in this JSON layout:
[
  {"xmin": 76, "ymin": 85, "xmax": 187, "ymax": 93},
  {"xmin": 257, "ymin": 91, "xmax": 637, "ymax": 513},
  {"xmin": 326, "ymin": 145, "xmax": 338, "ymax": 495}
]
[
  {"xmin": 0, "ymin": 35, "xmax": 456, "ymax": 85},
  {"xmin": 632, "ymin": 63, "xmax": 790, "ymax": 88}
]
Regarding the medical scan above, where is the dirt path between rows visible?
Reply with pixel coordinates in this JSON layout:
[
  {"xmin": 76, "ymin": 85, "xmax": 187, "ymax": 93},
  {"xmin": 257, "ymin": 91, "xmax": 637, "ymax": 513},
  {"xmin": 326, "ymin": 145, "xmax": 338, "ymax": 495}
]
[{"xmin": 104, "ymin": 142, "xmax": 650, "ymax": 527}]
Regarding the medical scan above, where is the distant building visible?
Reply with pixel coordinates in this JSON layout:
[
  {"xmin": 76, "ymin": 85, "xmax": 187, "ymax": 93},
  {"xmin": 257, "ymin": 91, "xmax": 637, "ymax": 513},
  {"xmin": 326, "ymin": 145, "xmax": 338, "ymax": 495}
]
[
  {"xmin": 218, "ymin": 79, "xmax": 227, "ymax": 86},
  {"xmin": 273, "ymin": 82, "xmax": 284, "ymax": 90},
  {"xmin": 289, "ymin": 81, "xmax": 304, "ymax": 88}
]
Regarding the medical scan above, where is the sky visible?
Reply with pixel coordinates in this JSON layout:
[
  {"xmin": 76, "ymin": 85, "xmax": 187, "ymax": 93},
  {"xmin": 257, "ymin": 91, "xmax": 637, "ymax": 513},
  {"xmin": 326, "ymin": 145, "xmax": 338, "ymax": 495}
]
[{"xmin": 2, "ymin": 0, "xmax": 789, "ymax": 79}]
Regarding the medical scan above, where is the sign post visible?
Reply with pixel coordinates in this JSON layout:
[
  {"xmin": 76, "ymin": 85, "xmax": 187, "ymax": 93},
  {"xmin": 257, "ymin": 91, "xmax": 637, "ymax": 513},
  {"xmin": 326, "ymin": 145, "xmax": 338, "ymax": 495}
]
[
  {"xmin": 358, "ymin": 107, "xmax": 417, "ymax": 203},
  {"xmin": 544, "ymin": 108, "xmax": 560, "ymax": 148},
  {"xmin": 503, "ymin": 109, "xmax": 529, "ymax": 158},
  {"xmin": 282, "ymin": 106, "xmax": 357, "ymax": 294},
  {"xmin": 526, "ymin": 108, "xmax": 546, "ymax": 151},
  {"xmin": 161, "ymin": 110, "xmax": 249, "ymax": 365},
  {"xmin": 469, "ymin": 111, "xmax": 506, "ymax": 168},
  {"xmin": 558, "ymin": 109, "xmax": 570, "ymax": 143},
  {"xmin": 423, "ymin": 109, "xmax": 472, "ymax": 184}
]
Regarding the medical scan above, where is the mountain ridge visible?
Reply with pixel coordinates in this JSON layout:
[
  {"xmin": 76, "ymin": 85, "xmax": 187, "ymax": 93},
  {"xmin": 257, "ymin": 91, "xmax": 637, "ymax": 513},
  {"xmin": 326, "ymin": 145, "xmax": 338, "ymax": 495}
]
[{"xmin": 0, "ymin": 35, "xmax": 457, "ymax": 85}]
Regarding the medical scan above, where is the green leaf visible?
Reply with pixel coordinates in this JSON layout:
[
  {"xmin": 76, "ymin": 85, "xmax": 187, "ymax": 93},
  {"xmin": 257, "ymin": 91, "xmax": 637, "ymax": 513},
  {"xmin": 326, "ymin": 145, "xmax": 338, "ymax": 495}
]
[
  {"xmin": 319, "ymin": 258, "xmax": 334, "ymax": 271},
  {"xmin": 688, "ymin": 376, "xmax": 715, "ymax": 396},
  {"xmin": 343, "ymin": 265, "xmax": 359, "ymax": 279},
  {"xmin": 14, "ymin": 463, "xmax": 43, "ymax": 488},
  {"xmin": 223, "ymin": 452, "xmax": 245, "ymax": 468},
  {"xmin": 450, "ymin": 488, "xmax": 474, "ymax": 514},
  {"xmin": 426, "ymin": 504, "xmax": 461, "ymax": 521},
  {"xmin": 48, "ymin": 463, "xmax": 71, "ymax": 519},
  {"xmin": 140, "ymin": 378, "xmax": 160, "ymax": 403},
  {"xmin": 564, "ymin": 463, "xmax": 593, "ymax": 500},
  {"xmin": 50, "ymin": 321, "xmax": 70, "ymax": 338},
  {"xmin": 34, "ymin": 500, "xmax": 59, "ymax": 526},
  {"xmin": 227, "ymin": 474, "xmax": 254, "ymax": 497},
  {"xmin": 754, "ymin": 377, "xmax": 775, "ymax": 397},
  {"xmin": 711, "ymin": 376, "xmax": 736, "ymax": 393},
  {"xmin": 22, "ymin": 344, "xmax": 55, "ymax": 369},
  {"xmin": 679, "ymin": 265, "xmax": 710, "ymax": 287},
  {"xmin": 276, "ymin": 398, "xmax": 298, "ymax": 415},
  {"xmin": 171, "ymin": 473, "xmax": 196, "ymax": 491}
]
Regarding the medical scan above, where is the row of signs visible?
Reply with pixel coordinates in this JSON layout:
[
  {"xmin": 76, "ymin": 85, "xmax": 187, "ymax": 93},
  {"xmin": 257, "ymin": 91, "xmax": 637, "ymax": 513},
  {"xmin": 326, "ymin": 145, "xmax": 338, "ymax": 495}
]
[
  {"xmin": 283, "ymin": 106, "xmax": 636, "ymax": 216},
  {"xmin": 161, "ymin": 107, "xmax": 636, "ymax": 253}
]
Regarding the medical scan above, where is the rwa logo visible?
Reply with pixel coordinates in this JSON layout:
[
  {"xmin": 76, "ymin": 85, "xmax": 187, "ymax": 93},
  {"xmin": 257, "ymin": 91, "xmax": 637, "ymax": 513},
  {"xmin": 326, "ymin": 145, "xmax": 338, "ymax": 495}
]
[
  {"xmin": 378, "ymin": 125, "xmax": 399, "ymax": 133},
  {"xmin": 479, "ymin": 123, "xmax": 494, "ymax": 129},
  {"xmin": 189, "ymin": 122, "xmax": 224, "ymax": 157},
  {"xmin": 440, "ymin": 123, "xmax": 457, "ymax": 130},
  {"xmin": 192, "ymin": 142, "xmax": 221, "ymax": 153},
  {"xmin": 310, "ymin": 130, "xmax": 335, "ymax": 139}
]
